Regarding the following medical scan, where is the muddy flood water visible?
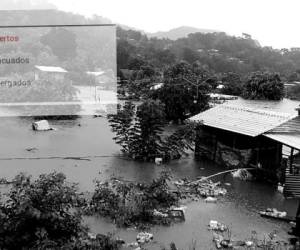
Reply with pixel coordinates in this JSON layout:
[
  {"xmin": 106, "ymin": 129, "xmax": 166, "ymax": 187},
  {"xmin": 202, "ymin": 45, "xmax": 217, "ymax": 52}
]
[{"xmin": 0, "ymin": 115, "xmax": 298, "ymax": 249}]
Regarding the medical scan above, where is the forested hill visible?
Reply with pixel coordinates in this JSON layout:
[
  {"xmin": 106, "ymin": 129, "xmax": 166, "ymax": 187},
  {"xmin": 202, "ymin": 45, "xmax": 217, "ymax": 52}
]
[
  {"xmin": 147, "ymin": 26, "xmax": 219, "ymax": 40},
  {"xmin": 0, "ymin": 9, "xmax": 300, "ymax": 80},
  {"xmin": 117, "ymin": 27, "xmax": 300, "ymax": 80}
]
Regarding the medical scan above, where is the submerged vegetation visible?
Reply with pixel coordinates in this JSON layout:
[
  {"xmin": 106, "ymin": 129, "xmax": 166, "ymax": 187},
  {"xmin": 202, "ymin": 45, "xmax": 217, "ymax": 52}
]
[
  {"xmin": 0, "ymin": 172, "xmax": 121, "ymax": 250},
  {"xmin": 84, "ymin": 171, "xmax": 230, "ymax": 229},
  {"xmin": 0, "ymin": 172, "xmax": 297, "ymax": 249},
  {"xmin": 85, "ymin": 171, "xmax": 180, "ymax": 228}
]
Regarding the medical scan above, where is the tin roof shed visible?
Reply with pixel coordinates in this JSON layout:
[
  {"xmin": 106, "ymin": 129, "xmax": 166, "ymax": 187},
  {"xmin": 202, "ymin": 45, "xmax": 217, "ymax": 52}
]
[
  {"xmin": 189, "ymin": 104, "xmax": 296, "ymax": 137},
  {"xmin": 264, "ymin": 117, "xmax": 300, "ymax": 150}
]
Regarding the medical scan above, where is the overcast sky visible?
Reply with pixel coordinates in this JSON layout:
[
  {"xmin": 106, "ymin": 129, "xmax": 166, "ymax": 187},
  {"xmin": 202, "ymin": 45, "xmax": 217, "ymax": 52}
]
[{"xmin": 4, "ymin": 0, "xmax": 300, "ymax": 49}]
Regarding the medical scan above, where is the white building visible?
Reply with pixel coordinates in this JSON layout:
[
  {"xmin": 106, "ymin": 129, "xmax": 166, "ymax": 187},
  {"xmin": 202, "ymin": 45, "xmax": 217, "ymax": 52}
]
[{"xmin": 34, "ymin": 65, "xmax": 68, "ymax": 81}]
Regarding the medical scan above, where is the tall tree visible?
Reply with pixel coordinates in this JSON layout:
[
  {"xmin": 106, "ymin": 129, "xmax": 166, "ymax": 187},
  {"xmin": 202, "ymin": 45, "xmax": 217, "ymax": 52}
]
[
  {"xmin": 220, "ymin": 72, "xmax": 243, "ymax": 96},
  {"xmin": 242, "ymin": 72, "xmax": 284, "ymax": 100},
  {"xmin": 108, "ymin": 100, "xmax": 165, "ymax": 161},
  {"xmin": 108, "ymin": 100, "xmax": 196, "ymax": 161},
  {"xmin": 151, "ymin": 62, "xmax": 212, "ymax": 122}
]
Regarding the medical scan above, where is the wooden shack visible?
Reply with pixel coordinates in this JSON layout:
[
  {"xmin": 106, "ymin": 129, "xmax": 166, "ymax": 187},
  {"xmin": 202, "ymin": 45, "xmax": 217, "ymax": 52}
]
[
  {"xmin": 190, "ymin": 104, "xmax": 298, "ymax": 183},
  {"xmin": 34, "ymin": 65, "xmax": 67, "ymax": 81}
]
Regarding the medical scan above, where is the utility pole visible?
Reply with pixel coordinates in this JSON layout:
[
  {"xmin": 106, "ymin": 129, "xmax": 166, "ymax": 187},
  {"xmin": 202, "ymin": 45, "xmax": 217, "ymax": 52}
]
[{"xmin": 182, "ymin": 77, "xmax": 200, "ymax": 103}]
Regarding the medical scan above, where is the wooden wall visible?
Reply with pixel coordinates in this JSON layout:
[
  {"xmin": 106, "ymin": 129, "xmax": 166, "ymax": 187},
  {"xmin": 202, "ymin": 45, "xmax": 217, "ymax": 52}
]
[{"xmin": 195, "ymin": 125, "xmax": 282, "ymax": 181}]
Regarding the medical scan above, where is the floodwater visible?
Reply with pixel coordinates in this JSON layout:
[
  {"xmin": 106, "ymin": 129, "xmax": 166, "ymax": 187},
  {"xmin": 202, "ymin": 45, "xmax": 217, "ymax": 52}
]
[{"xmin": 0, "ymin": 115, "xmax": 298, "ymax": 249}]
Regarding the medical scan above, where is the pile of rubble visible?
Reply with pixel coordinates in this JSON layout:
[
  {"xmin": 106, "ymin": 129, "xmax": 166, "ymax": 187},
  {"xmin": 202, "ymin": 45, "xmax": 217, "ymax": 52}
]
[
  {"xmin": 208, "ymin": 220, "xmax": 228, "ymax": 232},
  {"xmin": 88, "ymin": 231, "xmax": 154, "ymax": 250},
  {"xmin": 208, "ymin": 221, "xmax": 289, "ymax": 249},
  {"xmin": 173, "ymin": 178, "xmax": 227, "ymax": 201},
  {"xmin": 260, "ymin": 208, "xmax": 287, "ymax": 218},
  {"xmin": 231, "ymin": 169, "xmax": 253, "ymax": 181},
  {"xmin": 127, "ymin": 232, "xmax": 154, "ymax": 249},
  {"xmin": 152, "ymin": 206, "xmax": 186, "ymax": 223}
]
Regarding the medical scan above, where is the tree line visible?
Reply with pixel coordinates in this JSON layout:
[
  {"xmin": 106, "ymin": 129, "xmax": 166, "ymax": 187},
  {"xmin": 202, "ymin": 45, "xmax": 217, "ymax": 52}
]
[{"xmin": 117, "ymin": 26, "xmax": 300, "ymax": 80}]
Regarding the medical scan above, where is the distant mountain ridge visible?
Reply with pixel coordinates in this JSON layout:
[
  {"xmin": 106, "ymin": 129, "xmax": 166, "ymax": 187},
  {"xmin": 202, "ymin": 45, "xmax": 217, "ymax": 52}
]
[
  {"xmin": 0, "ymin": 0, "xmax": 57, "ymax": 10},
  {"xmin": 147, "ymin": 26, "xmax": 220, "ymax": 40}
]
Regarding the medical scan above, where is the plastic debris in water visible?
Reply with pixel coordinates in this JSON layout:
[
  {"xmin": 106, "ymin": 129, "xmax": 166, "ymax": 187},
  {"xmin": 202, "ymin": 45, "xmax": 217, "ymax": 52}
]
[
  {"xmin": 205, "ymin": 196, "xmax": 217, "ymax": 203},
  {"xmin": 136, "ymin": 232, "xmax": 153, "ymax": 244},
  {"xmin": 231, "ymin": 169, "xmax": 253, "ymax": 181}
]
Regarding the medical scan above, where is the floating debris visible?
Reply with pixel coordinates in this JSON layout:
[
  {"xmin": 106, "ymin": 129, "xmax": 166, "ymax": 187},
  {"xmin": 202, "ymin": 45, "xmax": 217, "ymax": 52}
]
[
  {"xmin": 173, "ymin": 180, "xmax": 185, "ymax": 186},
  {"xmin": 205, "ymin": 196, "xmax": 217, "ymax": 203},
  {"xmin": 116, "ymin": 238, "xmax": 126, "ymax": 245},
  {"xmin": 87, "ymin": 232, "xmax": 97, "ymax": 240},
  {"xmin": 127, "ymin": 242, "xmax": 139, "ymax": 248},
  {"xmin": 0, "ymin": 178, "xmax": 12, "ymax": 185},
  {"xmin": 25, "ymin": 147, "xmax": 38, "ymax": 152},
  {"xmin": 168, "ymin": 207, "xmax": 186, "ymax": 221},
  {"xmin": 152, "ymin": 207, "xmax": 186, "ymax": 221},
  {"xmin": 153, "ymin": 209, "xmax": 168, "ymax": 218},
  {"xmin": 170, "ymin": 205, "xmax": 187, "ymax": 212},
  {"xmin": 260, "ymin": 208, "xmax": 287, "ymax": 218},
  {"xmin": 208, "ymin": 220, "xmax": 228, "ymax": 232},
  {"xmin": 259, "ymin": 208, "xmax": 295, "ymax": 223},
  {"xmin": 277, "ymin": 184, "xmax": 284, "ymax": 193},
  {"xmin": 136, "ymin": 232, "xmax": 153, "ymax": 244},
  {"xmin": 212, "ymin": 232, "xmax": 231, "ymax": 249},
  {"xmin": 231, "ymin": 169, "xmax": 253, "ymax": 181},
  {"xmin": 173, "ymin": 178, "xmax": 227, "ymax": 199},
  {"xmin": 245, "ymin": 240, "xmax": 254, "ymax": 247},
  {"xmin": 210, "ymin": 226, "xmax": 289, "ymax": 249},
  {"xmin": 155, "ymin": 157, "xmax": 163, "ymax": 165},
  {"xmin": 32, "ymin": 120, "xmax": 54, "ymax": 131}
]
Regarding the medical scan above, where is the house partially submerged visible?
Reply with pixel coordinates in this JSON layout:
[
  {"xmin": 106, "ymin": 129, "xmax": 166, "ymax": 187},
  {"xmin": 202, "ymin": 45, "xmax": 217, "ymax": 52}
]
[
  {"xmin": 190, "ymin": 103, "xmax": 300, "ymax": 196},
  {"xmin": 34, "ymin": 65, "xmax": 67, "ymax": 81}
]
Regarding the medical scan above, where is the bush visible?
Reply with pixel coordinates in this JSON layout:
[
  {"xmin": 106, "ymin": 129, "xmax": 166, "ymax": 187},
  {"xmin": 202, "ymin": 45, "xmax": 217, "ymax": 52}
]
[{"xmin": 0, "ymin": 172, "xmax": 121, "ymax": 250}]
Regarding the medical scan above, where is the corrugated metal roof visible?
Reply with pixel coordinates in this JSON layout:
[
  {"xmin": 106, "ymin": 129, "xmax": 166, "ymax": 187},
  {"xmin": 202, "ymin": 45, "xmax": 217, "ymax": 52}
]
[
  {"xmin": 189, "ymin": 104, "xmax": 296, "ymax": 137},
  {"xmin": 265, "ymin": 134, "xmax": 300, "ymax": 150},
  {"xmin": 227, "ymin": 98, "xmax": 299, "ymax": 115},
  {"xmin": 35, "ymin": 65, "xmax": 67, "ymax": 73},
  {"xmin": 264, "ymin": 117, "xmax": 300, "ymax": 150},
  {"xmin": 86, "ymin": 71, "xmax": 105, "ymax": 76}
]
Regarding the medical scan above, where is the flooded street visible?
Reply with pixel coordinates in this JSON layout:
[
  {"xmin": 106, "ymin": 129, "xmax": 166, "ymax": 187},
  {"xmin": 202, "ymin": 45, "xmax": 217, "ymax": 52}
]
[{"xmin": 0, "ymin": 115, "xmax": 297, "ymax": 249}]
